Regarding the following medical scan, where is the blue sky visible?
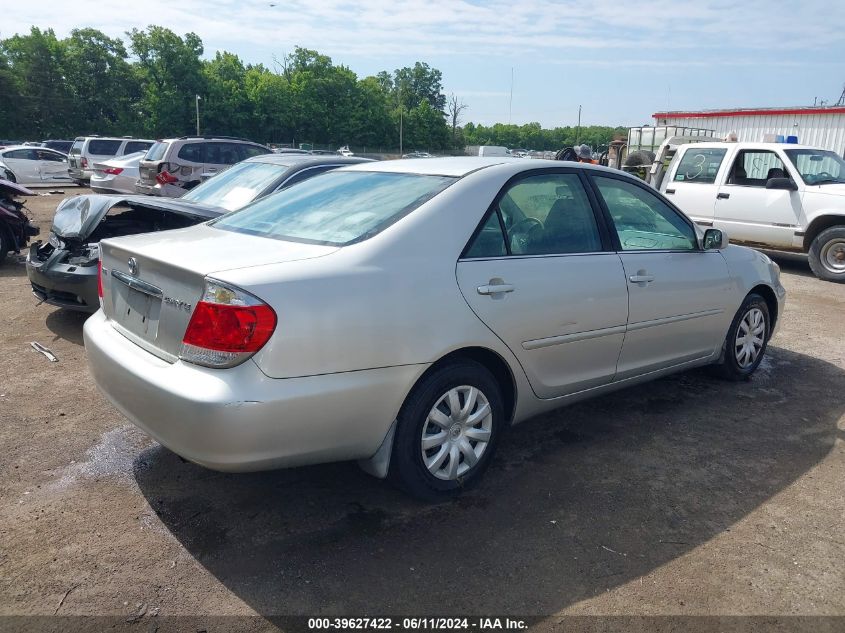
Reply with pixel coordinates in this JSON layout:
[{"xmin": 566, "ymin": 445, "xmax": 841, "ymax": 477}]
[{"xmin": 4, "ymin": 0, "xmax": 844, "ymax": 127}]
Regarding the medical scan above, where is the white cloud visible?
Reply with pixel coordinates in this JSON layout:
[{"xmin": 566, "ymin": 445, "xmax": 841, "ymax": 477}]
[{"xmin": 2, "ymin": 0, "xmax": 841, "ymax": 60}]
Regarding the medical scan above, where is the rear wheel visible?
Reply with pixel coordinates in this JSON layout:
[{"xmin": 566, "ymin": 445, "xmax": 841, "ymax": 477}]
[
  {"xmin": 710, "ymin": 293, "xmax": 770, "ymax": 380},
  {"xmin": 808, "ymin": 226, "xmax": 845, "ymax": 283},
  {"xmin": 388, "ymin": 360, "xmax": 503, "ymax": 501}
]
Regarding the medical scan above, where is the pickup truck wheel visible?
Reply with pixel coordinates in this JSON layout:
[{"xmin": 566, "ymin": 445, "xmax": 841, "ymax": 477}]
[
  {"xmin": 388, "ymin": 360, "xmax": 503, "ymax": 501},
  {"xmin": 808, "ymin": 226, "xmax": 845, "ymax": 283},
  {"xmin": 710, "ymin": 293, "xmax": 770, "ymax": 381}
]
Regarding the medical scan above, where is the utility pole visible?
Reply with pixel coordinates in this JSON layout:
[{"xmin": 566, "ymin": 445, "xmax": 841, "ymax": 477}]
[
  {"xmin": 508, "ymin": 67, "xmax": 514, "ymax": 124},
  {"xmin": 398, "ymin": 86, "xmax": 403, "ymax": 155},
  {"xmin": 195, "ymin": 95, "xmax": 201, "ymax": 136},
  {"xmin": 576, "ymin": 105, "xmax": 582, "ymax": 145}
]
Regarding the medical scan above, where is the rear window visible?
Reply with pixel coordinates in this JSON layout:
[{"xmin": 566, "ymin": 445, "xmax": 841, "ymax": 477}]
[
  {"xmin": 124, "ymin": 141, "xmax": 153, "ymax": 155},
  {"xmin": 673, "ymin": 148, "xmax": 727, "ymax": 184},
  {"xmin": 177, "ymin": 143, "xmax": 204, "ymax": 163},
  {"xmin": 70, "ymin": 140, "xmax": 83, "ymax": 155},
  {"xmin": 182, "ymin": 161, "xmax": 287, "ymax": 211},
  {"xmin": 87, "ymin": 140, "xmax": 122, "ymax": 156},
  {"xmin": 212, "ymin": 171, "xmax": 455, "ymax": 246},
  {"xmin": 144, "ymin": 142, "xmax": 169, "ymax": 162}
]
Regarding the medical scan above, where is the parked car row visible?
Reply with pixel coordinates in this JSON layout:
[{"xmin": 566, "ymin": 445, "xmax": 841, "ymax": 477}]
[{"xmin": 27, "ymin": 154, "xmax": 370, "ymax": 311}]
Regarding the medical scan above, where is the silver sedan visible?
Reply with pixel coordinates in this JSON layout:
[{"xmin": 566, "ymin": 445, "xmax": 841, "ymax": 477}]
[{"xmin": 84, "ymin": 158, "xmax": 786, "ymax": 500}]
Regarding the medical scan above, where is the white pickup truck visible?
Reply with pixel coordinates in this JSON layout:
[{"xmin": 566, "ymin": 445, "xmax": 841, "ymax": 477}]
[{"xmin": 660, "ymin": 141, "xmax": 845, "ymax": 282}]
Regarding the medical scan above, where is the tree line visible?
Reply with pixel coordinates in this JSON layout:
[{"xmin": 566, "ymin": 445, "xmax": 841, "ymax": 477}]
[{"xmin": 0, "ymin": 25, "xmax": 625, "ymax": 152}]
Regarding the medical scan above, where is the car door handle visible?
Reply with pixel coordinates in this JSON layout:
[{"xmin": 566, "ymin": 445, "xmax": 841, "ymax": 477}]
[
  {"xmin": 477, "ymin": 283, "xmax": 515, "ymax": 295},
  {"xmin": 628, "ymin": 274, "xmax": 655, "ymax": 284},
  {"xmin": 716, "ymin": 192, "xmax": 730, "ymax": 199},
  {"xmin": 665, "ymin": 188, "xmax": 676, "ymax": 194}
]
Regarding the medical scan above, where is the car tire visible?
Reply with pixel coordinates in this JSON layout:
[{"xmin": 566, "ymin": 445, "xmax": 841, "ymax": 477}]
[
  {"xmin": 388, "ymin": 360, "xmax": 503, "ymax": 501},
  {"xmin": 808, "ymin": 226, "xmax": 845, "ymax": 283},
  {"xmin": 624, "ymin": 149, "xmax": 656, "ymax": 167},
  {"xmin": 710, "ymin": 293, "xmax": 770, "ymax": 381}
]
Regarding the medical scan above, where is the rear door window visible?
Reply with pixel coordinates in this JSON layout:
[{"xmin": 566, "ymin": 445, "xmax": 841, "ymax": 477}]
[
  {"xmin": 87, "ymin": 139, "xmax": 122, "ymax": 156},
  {"xmin": 673, "ymin": 148, "xmax": 726, "ymax": 184},
  {"xmin": 177, "ymin": 143, "xmax": 205, "ymax": 163},
  {"xmin": 70, "ymin": 140, "xmax": 83, "ymax": 155},
  {"xmin": 124, "ymin": 141, "xmax": 153, "ymax": 155},
  {"xmin": 205, "ymin": 142, "xmax": 241, "ymax": 165},
  {"xmin": 242, "ymin": 144, "xmax": 269, "ymax": 159},
  {"xmin": 4, "ymin": 149, "xmax": 37, "ymax": 160}
]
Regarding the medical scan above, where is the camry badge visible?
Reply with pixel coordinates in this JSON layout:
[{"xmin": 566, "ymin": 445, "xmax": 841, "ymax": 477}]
[{"xmin": 127, "ymin": 257, "xmax": 138, "ymax": 276}]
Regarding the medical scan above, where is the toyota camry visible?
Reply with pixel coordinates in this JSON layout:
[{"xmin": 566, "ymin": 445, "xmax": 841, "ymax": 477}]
[{"xmin": 84, "ymin": 157, "xmax": 785, "ymax": 500}]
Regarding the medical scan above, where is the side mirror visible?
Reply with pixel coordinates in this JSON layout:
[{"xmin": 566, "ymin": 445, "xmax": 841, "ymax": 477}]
[
  {"xmin": 703, "ymin": 228, "xmax": 727, "ymax": 250},
  {"xmin": 766, "ymin": 177, "xmax": 797, "ymax": 191}
]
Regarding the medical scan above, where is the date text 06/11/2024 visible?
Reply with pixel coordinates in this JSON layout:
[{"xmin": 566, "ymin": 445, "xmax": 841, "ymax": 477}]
[{"xmin": 307, "ymin": 617, "xmax": 529, "ymax": 630}]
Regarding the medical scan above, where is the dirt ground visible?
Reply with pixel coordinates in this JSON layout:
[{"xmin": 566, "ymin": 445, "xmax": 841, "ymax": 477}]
[{"xmin": 0, "ymin": 189, "xmax": 843, "ymax": 629}]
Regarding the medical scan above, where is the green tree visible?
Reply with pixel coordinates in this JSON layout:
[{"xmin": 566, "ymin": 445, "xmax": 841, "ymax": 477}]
[
  {"xmin": 1, "ymin": 27, "xmax": 72, "ymax": 137},
  {"xmin": 63, "ymin": 28, "xmax": 137, "ymax": 135},
  {"xmin": 127, "ymin": 26, "xmax": 205, "ymax": 136},
  {"xmin": 202, "ymin": 52, "xmax": 252, "ymax": 137}
]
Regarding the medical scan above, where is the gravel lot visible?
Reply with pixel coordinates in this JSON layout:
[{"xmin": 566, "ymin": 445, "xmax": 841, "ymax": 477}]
[{"xmin": 1, "ymin": 189, "xmax": 843, "ymax": 628}]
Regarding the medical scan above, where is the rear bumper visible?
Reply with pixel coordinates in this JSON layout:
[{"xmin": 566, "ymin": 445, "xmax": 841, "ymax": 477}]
[
  {"xmin": 83, "ymin": 310, "xmax": 424, "ymax": 471},
  {"xmin": 68, "ymin": 167, "xmax": 91, "ymax": 182},
  {"xmin": 26, "ymin": 242, "xmax": 99, "ymax": 312}
]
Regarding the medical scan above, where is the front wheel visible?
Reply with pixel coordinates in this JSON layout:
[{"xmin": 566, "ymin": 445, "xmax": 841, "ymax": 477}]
[
  {"xmin": 808, "ymin": 226, "xmax": 845, "ymax": 283},
  {"xmin": 388, "ymin": 360, "xmax": 503, "ymax": 501},
  {"xmin": 710, "ymin": 293, "xmax": 770, "ymax": 381}
]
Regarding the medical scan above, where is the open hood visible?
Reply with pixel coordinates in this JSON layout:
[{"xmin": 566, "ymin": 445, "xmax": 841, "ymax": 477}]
[{"xmin": 51, "ymin": 194, "xmax": 226, "ymax": 240}]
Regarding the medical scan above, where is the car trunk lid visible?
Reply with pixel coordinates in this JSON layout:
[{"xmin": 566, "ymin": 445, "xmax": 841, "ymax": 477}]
[{"xmin": 100, "ymin": 224, "xmax": 337, "ymax": 361}]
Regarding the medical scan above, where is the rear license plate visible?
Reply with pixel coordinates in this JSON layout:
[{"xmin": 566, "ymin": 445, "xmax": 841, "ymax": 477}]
[{"xmin": 113, "ymin": 285, "xmax": 162, "ymax": 340}]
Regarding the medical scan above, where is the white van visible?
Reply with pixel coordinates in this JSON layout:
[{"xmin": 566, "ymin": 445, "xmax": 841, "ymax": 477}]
[
  {"xmin": 662, "ymin": 141, "xmax": 845, "ymax": 282},
  {"xmin": 477, "ymin": 145, "xmax": 509, "ymax": 157},
  {"xmin": 68, "ymin": 137, "xmax": 154, "ymax": 184}
]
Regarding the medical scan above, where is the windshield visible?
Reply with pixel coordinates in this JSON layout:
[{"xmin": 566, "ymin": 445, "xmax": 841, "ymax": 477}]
[
  {"xmin": 181, "ymin": 161, "xmax": 288, "ymax": 211},
  {"xmin": 212, "ymin": 171, "xmax": 456, "ymax": 245},
  {"xmin": 784, "ymin": 149, "xmax": 845, "ymax": 185}
]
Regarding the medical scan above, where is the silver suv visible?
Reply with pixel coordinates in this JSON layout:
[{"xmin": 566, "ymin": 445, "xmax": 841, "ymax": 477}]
[
  {"xmin": 137, "ymin": 136, "xmax": 272, "ymax": 197},
  {"xmin": 67, "ymin": 136, "xmax": 154, "ymax": 184}
]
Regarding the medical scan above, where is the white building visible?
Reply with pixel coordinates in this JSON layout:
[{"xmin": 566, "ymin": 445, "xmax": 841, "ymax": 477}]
[{"xmin": 653, "ymin": 106, "xmax": 845, "ymax": 155}]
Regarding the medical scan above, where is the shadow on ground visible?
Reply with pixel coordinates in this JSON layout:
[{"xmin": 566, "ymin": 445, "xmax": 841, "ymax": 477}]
[
  {"xmin": 0, "ymin": 254, "xmax": 28, "ymax": 278},
  {"xmin": 45, "ymin": 308, "xmax": 89, "ymax": 346},
  {"xmin": 134, "ymin": 346, "xmax": 844, "ymax": 616}
]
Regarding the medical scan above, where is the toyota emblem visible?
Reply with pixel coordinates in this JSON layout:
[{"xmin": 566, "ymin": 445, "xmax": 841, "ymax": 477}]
[{"xmin": 127, "ymin": 257, "xmax": 138, "ymax": 276}]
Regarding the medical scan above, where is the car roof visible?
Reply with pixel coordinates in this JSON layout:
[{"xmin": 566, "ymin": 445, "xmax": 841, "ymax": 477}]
[
  {"xmin": 0, "ymin": 145, "xmax": 64, "ymax": 153},
  {"xmin": 341, "ymin": 156, "xmax": 524, "ymax": 177},
  {"xmin": 244, "ymin": 154, "xmax": 374, "ymax": 168}
]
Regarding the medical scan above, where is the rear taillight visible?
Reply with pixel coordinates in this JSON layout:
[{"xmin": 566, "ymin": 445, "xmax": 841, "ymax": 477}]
[
  {"xmin": 97, "ymin": 260, "xmax": 104, "ymax": 305},
  {"xmin": 180, "ymin": 280, "xmax": 276, "ymax": 368},
  {"xmin": 103, "ymin": 167, "xmax": 123, "ymax": 175},
  {"xmin": 156, "ymin": 170, "xmax": 178, "ymax": 185},
  {"xmin": 81, "ymin": 157, "xmax": 88, "ymax": 168}
]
